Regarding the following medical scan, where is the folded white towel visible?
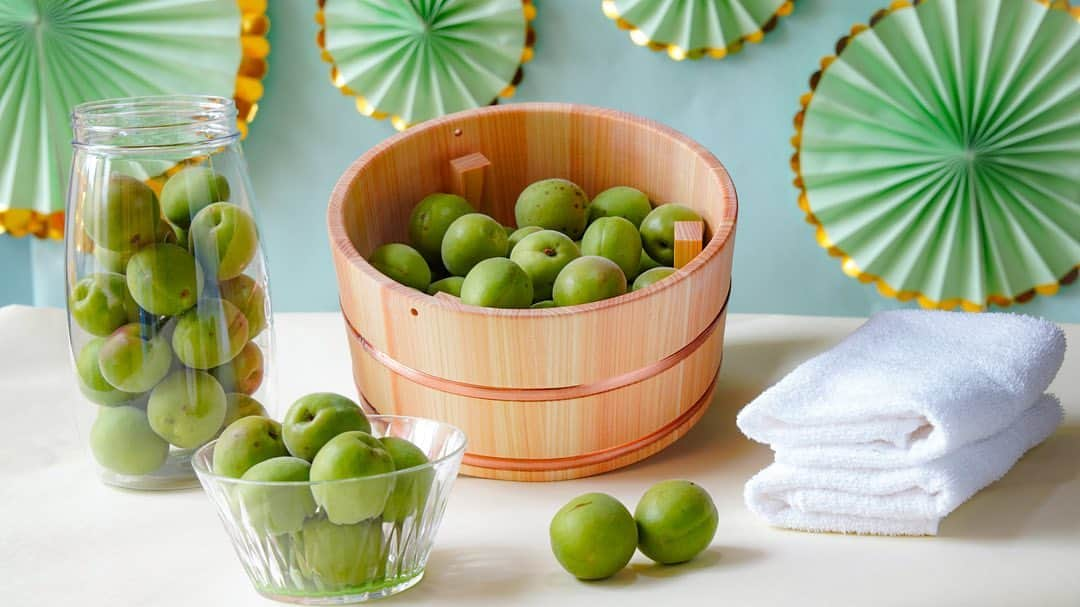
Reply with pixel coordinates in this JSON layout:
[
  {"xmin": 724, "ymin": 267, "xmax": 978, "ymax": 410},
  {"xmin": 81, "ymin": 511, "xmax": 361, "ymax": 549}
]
[
  {"xmin": 737, "ymin": 310, "xmax": 1066, "ymax": 468},
  {"xmin": 744, "ymin": 394, "xmax": 1063, "ymax": 536}
]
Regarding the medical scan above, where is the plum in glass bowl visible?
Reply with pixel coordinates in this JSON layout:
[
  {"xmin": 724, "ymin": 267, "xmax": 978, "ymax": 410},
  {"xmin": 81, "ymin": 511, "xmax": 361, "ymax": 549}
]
[{"xmin": 193, "ymin": 415, "xmax": 466, "ymax": 604}]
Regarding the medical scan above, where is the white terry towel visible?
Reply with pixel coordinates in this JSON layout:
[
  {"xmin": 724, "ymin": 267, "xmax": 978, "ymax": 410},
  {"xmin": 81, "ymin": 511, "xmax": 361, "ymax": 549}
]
[
  {"xmin": 737, "ymin": 310, "xmax": 1065, "ymax": 469},
  {"xmin": 744, "ymin": 395, "xmax": 1063, "ymax": 536}
]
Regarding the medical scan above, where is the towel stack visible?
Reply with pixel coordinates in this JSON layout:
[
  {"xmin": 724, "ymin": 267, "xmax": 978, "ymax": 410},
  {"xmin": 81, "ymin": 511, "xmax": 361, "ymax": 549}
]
[{"xmin": 737, "ymin": 310, "xmax": 1066, "ymax": 536}]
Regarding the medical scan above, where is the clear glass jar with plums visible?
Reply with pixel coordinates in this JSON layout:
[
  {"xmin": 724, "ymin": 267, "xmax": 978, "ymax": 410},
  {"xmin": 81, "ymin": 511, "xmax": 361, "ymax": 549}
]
[{"xmin": 65, "ymin": 96, "xmax": 274, "ymax": 490}]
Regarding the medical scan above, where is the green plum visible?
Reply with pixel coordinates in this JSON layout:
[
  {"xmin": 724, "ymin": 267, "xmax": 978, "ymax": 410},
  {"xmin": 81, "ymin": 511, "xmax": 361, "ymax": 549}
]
[
  {"xmin": 407, "ymin": 193, "xmax": 475, "ymax": 266},
  {"xmin": 632, "ymin": 267, "xmax": 676, "ymax": 291},
  {"xmin": 298, "ymin": 518, "xmax": 386, "ymax": 588},
  {"xmin": 69, "ymin": 272, "xmax": 138, "ymax": 336},
  {"xmin": 531, "ymin": 300, "xmax": 556, "ymax": 309},
  {"xmin": 147, "ymin": 369, "xmax": 227, "ymax": 448},
  {"xmin": 514, "ymin": 178, "xmax": 589, "ymax": 239},
  {"xmin": 310, "ymin": 431, "xmax": 396, "ymax": 524},
  {"xmin": 160, "ymin": 166, "xmax": 230, "ymax": 229},
  {"xmin": 86, "ymin": 174, "xmax": 160, "ymax": 251},
  {"xmin": 369, "ymin": 243, "xmax": 431, "ymax": 291},
  {"xmin": 171, "ymin": 298, "xmax": 249, "ymax": 369},
  {"xmin": 210, "ymin": 341, "xmax": 264, "ymax": 394},
  {"xmin": 550, "ymin": 493, "xmax": 637, "ymax": 580},
  {"xmin": 426, "ymin": 276, "xmax": 464, "ymax": 297},
  {"xmin": 238, "ymin": 456, "xmax": 317, "ymax": 535},
  {"xmin": 507, "ymin": 225, "xmax": 543, "ymax": 252},
  {"xmin": 509, "ymin": 229, "xmax": 580, "ymax": 301},
  {"xmin": 218, "ymin": 274, "xmax": 268, "ymax": 339},
  {"xmin": 98, "ymin": 323, "xmax": 173, "ymax": 393},
  {"xmin": 75, "ymin": 337, "xmax": 139, "ymax": 406},
  {"xmin": 220, "ymin": 393, "xmax": 269, "ymax": 430},
  {"xmin": 213, "ymin": 415, "xmax": 289, "ymax": 478},
  {"xmin": 189, "ymin": 202, "xmax": 258, "ymax": 280},
  {"xmin": 638, "ymin": 249, "xmax": 663, "ymax": 274},
  {"xmin": 588, "ymin": 186, "xmax": 652, "ymax": 228},
  {"xmin": 440, "ymin": 213, "xmax": 508, "ymax": 276},
  {"xmin": 635, "ymin": 480, "xmax": 718, "ymax": 564},
  {"xmin": 639, "ymin": 204, "xmax": 703, "ymax": 266},
  {"xmin": 552, "ymin": 256, "xmax": 627, "ymax": 307},
  {"xmin": 125, "ymin": 243, "xmax": 203, "ymax": 316},
  {"xmin": 581, "ymin": 216, "xmax": 642, "ymax": 280},
  {"xmin": 282, "ymin": 393, "xmax": 372, "ymax": 462},
  {"xmin": 93, "ymin": 246, "xmax": 135, "ymax": 274},
  {"xmin": 460, "ymin": 258, "xmax": 533, "ymax": 309},
  {"xmin": 379, "ymin": 436, "xmax": 433, "ymax": 523},
  {"xmin": 89, "ymin": 405, "xmax": 169, "ymax": 476}
]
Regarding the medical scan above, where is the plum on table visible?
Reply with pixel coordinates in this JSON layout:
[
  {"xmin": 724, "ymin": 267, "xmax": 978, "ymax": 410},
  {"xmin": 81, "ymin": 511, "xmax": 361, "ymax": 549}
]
[
  {"xmin": 549, "ymin": 492, "xmax": 637, "ymax": 580},
  {"xmin": 634, "ymin": 480, "xmax": 718, "ymax": 564}
]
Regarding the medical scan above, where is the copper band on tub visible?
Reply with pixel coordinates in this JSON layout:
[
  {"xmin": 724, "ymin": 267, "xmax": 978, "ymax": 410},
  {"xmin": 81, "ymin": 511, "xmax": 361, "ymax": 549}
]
[{"xmin": 344, "ymin": 284, "xmax": 731, "ymax": 402}]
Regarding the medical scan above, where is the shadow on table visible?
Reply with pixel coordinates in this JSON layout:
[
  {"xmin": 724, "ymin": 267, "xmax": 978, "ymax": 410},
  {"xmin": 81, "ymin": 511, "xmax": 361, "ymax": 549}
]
[
  {"xmin": 942, "ymin": 423, "xmax": 1080, "ymax": 540},
  {"xmin": 630, "ymin": 546, "xmax": 764, "ymax": 578},
  {"xmin": 394, "ymin": 544, "xmax": 534, "ymax": 602}
]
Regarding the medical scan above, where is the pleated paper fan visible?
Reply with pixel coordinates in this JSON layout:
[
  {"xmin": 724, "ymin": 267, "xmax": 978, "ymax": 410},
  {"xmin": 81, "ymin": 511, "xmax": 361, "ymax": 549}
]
[
  {"xmin": 317, "ymin": 0, "xmax": 536, "ymax": 131},
  {"xmin": 793, "ymin": 0, "xmax": 1080, "ymax": 311},
  {"xmin": 601, "ymin": 0, "xmax": 795, "ymax": 61},
  {"xmin": 0, "ymin": 0, "xmax": 269, "ymax": 240}
]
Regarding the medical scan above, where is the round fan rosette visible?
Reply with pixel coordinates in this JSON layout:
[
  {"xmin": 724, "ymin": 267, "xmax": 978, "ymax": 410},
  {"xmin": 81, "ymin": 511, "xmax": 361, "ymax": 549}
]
[
  {"xmin": 601, "ymin": 0, "xmax": 796, "ymax": 61},
  {"xmin": 317, "ymin": 0, "xmax": 536, "ymax": 131},
  {"xmin": 0, "ymin": 0, "xmax": 268, "ymax": 240},
  {"xmin": 793, "ymin": 0, "xmax": 1080, "ymax": 311}
]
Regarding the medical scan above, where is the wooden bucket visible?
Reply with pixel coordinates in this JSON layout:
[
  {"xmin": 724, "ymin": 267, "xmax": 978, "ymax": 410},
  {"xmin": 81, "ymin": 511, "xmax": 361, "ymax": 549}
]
[{"xmin": 328, "ymin": 103, "xmax": 737, "ymax": 481}]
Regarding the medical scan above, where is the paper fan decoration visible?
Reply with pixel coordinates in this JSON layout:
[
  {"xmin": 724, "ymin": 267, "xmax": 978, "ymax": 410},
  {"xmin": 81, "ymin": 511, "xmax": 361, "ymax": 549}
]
[
  {"xmin": 601, "ymin": 0, "xmax": 795, "ymax": 60},
  {"xmin": 317, "ymin": 0, "xmax": 536, "ymax": 131},
  {"xmin": 0, "ymin": 0, "xmax": 268, "ymax": 240},
  {"xmin": 793, "ymin": 0, "xmax": 1080, "ymax": 311}
]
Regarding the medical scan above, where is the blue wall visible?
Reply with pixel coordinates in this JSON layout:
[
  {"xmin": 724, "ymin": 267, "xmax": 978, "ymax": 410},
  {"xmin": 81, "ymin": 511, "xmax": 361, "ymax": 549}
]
[{"xmin": 4, "ymin": 0, "xmax": 1078, "ymax": 321}]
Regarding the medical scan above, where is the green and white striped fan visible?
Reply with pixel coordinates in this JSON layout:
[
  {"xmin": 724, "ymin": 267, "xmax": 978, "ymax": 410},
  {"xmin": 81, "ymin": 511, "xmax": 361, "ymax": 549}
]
[
  {"xmin": 319, "ymin": 0, "xmax": 535, "ymax": 131},
  {"xmin": 601, "ymin": 0, "xmax": 795, "ymax": 60},
  {"xmin": 793, "ymin": 0, "xmax": 1080, "ymax": 311},
  {"xmin": 0, "ymin": 0, "xmax": 243, "ymax": 239}
]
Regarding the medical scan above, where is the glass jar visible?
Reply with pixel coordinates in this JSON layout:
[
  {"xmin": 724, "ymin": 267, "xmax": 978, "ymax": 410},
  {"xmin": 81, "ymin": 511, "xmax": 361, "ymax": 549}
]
[{"xmin": 65, "ymin": 96, "xmax": 274, "ymax": 490}]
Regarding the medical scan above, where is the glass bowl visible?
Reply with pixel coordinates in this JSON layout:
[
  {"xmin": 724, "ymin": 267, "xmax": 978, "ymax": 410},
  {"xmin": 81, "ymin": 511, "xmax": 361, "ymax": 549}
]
[{"xmin": 193, "ymin": 415, "xmax": 466, "ymax": 604}]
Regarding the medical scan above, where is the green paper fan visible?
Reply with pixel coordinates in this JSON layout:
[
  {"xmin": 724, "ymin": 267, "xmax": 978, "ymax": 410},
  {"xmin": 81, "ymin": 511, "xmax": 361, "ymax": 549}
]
[
  {"xmin": 0, "ymin": 0, "xmax": 245, "ymax": 239},
  {"xmin": 794, "ymin": 0, "xmax": 1080, "ymax": 311},
  {"xmin": 601, "ymin": 0, "xmax": 795, "ymax": 60},
  {"xmin": 319, "ymin": 0, "xmax": 535, "ymax": 131}
]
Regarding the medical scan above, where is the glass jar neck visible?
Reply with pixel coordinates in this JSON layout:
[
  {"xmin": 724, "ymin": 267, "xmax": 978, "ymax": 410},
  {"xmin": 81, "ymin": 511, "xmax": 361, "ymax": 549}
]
[{"xmin": 72, "ymin": 95, "xmax": 239, "ymax": 151}]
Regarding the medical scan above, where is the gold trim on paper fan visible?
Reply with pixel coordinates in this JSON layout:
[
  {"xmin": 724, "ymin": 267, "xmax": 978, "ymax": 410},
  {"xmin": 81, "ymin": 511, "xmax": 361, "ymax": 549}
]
[
  {"xmin": 315, "ymin": 0, "xmax": 537, "ymax": 132},
  {"xmin": 791, "ymin": 0, "xmax": 1080, "ymax": 312},
  {"xmin": 1, "ymin": 0, "xmax": 270, "ymax": 240},
  {"xmin": 600, "ymin": 0, "xmax": 796, "ymax": 61}
]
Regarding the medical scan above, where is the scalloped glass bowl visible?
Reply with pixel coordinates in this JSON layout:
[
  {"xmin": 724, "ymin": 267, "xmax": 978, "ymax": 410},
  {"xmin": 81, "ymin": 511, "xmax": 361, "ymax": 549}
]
[{"xmin": 193, "ymin": 415, "xmax": 466, "ymax": 604}]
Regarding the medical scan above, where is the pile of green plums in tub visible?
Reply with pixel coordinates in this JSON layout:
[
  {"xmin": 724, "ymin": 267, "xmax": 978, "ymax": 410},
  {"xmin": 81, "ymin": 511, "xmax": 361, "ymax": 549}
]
[
  {"xmin": 368, "ymin": 178, "xmax": 704, "ymax": 308},
  {"xmin": 69, "ymin": 166, "xmax": 269, "ymax": 477},
  {"xmin": 212, "ymin": 392, "xmax": 435, "ymax": 587}
]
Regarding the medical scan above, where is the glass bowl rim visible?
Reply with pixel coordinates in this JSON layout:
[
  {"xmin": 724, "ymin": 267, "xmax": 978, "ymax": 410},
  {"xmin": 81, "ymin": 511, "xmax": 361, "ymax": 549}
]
[{"xmin": 191, "ymin": 414, "xmax": 468, "ymax": 487}]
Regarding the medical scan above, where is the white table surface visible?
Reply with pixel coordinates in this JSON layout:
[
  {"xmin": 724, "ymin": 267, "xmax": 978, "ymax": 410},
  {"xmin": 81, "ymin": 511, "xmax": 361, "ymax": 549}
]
[{"xmin": 2, "ymin": 305, "xmax": 1078, "ymax": 606}]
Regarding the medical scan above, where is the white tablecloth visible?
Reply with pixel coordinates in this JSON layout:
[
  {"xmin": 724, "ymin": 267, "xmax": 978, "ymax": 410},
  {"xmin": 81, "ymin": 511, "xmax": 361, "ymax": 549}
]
[{"xmin": 2, "ymin": 305, "xmax": 1078, "ymax": 606}]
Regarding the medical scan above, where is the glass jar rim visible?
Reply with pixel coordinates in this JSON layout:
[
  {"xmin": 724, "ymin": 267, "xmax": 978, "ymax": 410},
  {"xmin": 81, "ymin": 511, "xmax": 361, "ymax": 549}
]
[{"xmin": 72, "ymin": 95, "xmax": 239, "ymax": 150}]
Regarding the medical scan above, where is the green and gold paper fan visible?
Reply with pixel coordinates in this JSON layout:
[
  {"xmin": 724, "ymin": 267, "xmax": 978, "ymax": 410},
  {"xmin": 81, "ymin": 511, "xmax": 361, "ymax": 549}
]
[
  {"xmin": 317, "ymin": 0, "xmax": 536, "ymax": 131},
  {"xmin": 0, "ymin": 0, "xmax": 268, "ymax": 240},
  {"xmin": 793, "ymin": 0, "xmax": 1080, "ymax": 311},
  {"xmin": 601, "ymin": 0, "xmax": 795, "ymax": 61}
]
